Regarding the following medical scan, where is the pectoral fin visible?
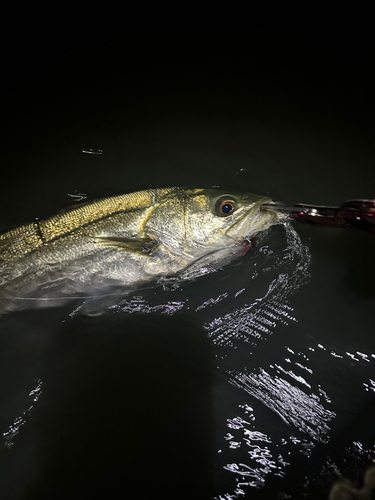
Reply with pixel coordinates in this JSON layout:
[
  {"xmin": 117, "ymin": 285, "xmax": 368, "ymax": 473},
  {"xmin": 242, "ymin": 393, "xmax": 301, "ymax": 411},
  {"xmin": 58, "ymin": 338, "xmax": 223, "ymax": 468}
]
[{"xmin": 94, "ymin": 236, "xmax": 157, "ymax": 255}]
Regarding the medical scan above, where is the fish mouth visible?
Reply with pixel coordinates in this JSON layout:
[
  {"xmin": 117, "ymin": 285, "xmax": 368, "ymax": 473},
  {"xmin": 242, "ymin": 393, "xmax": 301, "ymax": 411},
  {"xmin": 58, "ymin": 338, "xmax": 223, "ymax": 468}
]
[{"xmin": 225, "ymin": 198, "xmax": 279, "ymax": 242}]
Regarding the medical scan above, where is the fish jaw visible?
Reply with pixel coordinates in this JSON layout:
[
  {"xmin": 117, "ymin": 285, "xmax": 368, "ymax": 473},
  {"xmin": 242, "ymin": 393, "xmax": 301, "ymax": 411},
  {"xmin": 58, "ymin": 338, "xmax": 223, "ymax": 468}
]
[{"xmin": 225, "ymin": 198, "xmax": 279, "ymax": 242}]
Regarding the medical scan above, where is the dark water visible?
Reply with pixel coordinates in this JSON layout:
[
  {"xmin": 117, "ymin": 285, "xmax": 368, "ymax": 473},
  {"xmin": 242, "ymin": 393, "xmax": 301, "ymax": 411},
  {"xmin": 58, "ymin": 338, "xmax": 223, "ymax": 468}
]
[{"xmin": 1, "ymin": 20, "xmax": 375, "ymax": 499}]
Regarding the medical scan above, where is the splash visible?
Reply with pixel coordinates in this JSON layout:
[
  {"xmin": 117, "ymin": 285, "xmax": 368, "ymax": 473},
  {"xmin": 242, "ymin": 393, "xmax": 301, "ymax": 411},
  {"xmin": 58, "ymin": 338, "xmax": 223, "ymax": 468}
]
[{"xmin": 204, "ymin": 221, "xmax": 311, "ymax": 348}]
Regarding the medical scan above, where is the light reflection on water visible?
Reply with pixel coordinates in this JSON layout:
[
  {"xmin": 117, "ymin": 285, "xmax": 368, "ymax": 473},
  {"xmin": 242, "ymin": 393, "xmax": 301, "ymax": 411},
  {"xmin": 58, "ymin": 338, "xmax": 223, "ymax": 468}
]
[
  {"xmin": 1, "ymin": 221, "xmax": 374, "ymax": 499},
  {"xmin": 3, "ymin": 380, "xmax": 42, "ymax": 448},
  {"xmin": 230, "ymin": 369, "xmax": 335, "ymax": 441},
  {"xmin": 108, "ymin": 220, "xmax": 327, "ymax": 498}
]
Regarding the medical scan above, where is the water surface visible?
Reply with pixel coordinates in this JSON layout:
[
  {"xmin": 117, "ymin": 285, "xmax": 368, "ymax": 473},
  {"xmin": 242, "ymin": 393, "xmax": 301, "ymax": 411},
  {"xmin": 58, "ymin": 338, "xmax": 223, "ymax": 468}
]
[{"xmin": 1, "ymin": 25, "xmax": 374, "ymax": 500}]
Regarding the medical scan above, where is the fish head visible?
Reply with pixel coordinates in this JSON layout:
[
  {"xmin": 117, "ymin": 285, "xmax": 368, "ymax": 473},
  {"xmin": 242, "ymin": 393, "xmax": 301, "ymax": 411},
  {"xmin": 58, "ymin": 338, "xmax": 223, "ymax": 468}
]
[
  {"xmin": 184, "ymin": 188, "xmax": 279, "ymax": 250},
  {"xmin": 146, "ymin": 188, "xmax": 279, "ymax": 260}
]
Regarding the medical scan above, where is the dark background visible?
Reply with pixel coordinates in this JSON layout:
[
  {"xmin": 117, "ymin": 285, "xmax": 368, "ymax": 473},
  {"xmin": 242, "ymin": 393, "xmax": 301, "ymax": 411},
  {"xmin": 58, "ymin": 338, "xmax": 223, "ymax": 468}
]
[
  {"xmin": 2, "ymin": 14, "xmax": 374, "ymax": 220},
  {"xmin": 1, "ymin": 10, "xmax": 374, "ymax": 500}
]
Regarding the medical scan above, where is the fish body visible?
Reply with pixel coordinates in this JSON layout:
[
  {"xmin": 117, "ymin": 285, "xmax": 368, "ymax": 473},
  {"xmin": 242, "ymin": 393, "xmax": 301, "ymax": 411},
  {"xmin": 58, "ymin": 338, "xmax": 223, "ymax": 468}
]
[{"xmin": 0, "ymin": 187, "xmax": 278, "ymax": 314}]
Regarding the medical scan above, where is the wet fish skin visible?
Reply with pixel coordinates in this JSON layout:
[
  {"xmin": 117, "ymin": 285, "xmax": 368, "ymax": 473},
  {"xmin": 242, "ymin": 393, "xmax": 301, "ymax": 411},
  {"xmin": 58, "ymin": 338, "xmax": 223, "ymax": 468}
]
[{"xmin": 0, "ymin": 187, "xmax": 278, "ymax": 314}]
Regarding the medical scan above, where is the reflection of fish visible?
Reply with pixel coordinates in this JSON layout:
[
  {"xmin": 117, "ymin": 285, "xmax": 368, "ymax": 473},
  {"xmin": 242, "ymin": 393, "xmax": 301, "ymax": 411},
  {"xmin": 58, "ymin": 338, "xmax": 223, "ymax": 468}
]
[{"xmin": 0, "ymin": 187, "xmax": 278, "ymax": 314}]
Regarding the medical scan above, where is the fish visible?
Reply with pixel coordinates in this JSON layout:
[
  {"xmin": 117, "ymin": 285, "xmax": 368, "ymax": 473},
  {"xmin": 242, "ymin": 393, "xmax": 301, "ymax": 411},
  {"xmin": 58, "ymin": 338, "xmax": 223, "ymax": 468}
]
[{"xmin": 0, "ymin": 187, "xmax": 279, "ymax": 315}]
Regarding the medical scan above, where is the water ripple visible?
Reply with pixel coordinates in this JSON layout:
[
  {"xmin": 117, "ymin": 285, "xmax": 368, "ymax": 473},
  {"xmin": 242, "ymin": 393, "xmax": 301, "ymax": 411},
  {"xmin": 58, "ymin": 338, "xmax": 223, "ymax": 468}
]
[
  {"xmin": 3, "ymin": 379, "xmax": 42, "ymax": 448},
  {"xmin": 229, "ymin": 369, "xmax": 335, "ymax": 442}
]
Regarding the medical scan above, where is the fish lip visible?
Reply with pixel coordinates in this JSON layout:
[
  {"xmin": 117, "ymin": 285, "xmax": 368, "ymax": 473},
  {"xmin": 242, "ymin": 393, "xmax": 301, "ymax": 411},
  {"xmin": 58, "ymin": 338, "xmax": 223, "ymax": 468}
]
[{"xmin": 225, "ymin": 198, "xmax": 276, "ymax": 242}]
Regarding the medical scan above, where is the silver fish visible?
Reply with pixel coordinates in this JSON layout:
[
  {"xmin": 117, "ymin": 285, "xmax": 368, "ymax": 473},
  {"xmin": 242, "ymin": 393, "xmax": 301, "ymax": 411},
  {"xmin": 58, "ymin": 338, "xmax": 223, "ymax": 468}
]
[{"xmin": 0, "ymin": 187, "xmax": 278, "ymax": 315}]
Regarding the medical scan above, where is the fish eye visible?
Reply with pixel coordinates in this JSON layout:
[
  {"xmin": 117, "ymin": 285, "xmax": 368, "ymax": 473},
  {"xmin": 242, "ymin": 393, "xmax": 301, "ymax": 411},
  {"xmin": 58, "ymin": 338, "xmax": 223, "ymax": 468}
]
[{"xmin": 215, "ymin": 197, "xmax": 235, "ymax": 217}]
